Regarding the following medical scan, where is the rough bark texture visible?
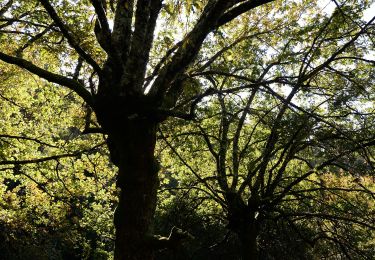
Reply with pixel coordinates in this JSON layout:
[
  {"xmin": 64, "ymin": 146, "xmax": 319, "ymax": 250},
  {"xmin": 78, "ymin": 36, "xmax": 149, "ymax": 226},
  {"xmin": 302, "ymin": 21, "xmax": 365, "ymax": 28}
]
[
  {"xmin": 114, "ymin": 129, "xmax": 159, "ymax": 259},
  {"xmin": 109, "ymin": 120, "xmax": 159, "ymax": 260},
  {"xmin": 238, "ymin": 223, "xmax": 259, "ymax": 260},
  {"xmin": 226, "ymin": 193, "xmax": 260, "ymax": 260},
  {"xmin": 94, "ymin": 94, "xmax": 160, "ymax": 260}
]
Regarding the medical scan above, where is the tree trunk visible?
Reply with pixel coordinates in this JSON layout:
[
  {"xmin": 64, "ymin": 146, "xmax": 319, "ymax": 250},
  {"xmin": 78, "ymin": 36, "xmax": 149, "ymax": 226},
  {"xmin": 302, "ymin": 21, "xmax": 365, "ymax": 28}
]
[
  {"xmin": 106, "ymin": 119, "xmax": 160, "ymax": 260},
  {"xmin": 226, "ymin": 193, "xmax": 260, "ymax": 260},
  {"xmin": 237, "ymin": 223, "xmax": 259, "ymax": 260}
]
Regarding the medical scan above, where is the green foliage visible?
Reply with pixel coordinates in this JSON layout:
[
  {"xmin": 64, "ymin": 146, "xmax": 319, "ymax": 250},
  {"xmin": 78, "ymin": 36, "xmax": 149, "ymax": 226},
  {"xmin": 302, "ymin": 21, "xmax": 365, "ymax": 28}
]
[
  {"xmin": 0, "ymin": 60, "xmax": 116, "ymax": 258},
  {"xmin": 0, "ymin": 0, "xmax": 374, "ymax": 258},
  {"xmin": 156, "ymin": 0, "xmax": 375, "ymax": 255}
]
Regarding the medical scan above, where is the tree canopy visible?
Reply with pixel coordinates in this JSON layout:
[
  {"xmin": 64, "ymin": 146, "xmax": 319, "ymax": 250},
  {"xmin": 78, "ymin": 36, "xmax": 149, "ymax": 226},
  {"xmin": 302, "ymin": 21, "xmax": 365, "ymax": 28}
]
[{"xmin": 0, "ymin": 0, "xmax": 374, "ymax": 259}]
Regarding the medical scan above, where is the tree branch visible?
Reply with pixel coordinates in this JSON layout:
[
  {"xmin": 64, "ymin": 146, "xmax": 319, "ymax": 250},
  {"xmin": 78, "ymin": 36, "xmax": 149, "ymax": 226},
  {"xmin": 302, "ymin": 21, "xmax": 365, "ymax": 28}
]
[
  {"xmin": 38, "ymin": 0, "xmax": 101, "ymax": 73},
  {"xmin": 277, "ymin": 211, "xmax": 374, "ymax": 230},
  {"xmin": 301, "ymin": 15, "xmax": 375, "ymax": 82},
  {"xmin": 122, "ymin": 0, "xmax": 162, "ymax": 92},
  {"xmin": 0, "ymin": 134, "xmax": 59, "ymax": 148},
  {"xmin": 149, "ymin": 1, "xmax": 236, "ymax": 101},
  {"xmin": 90, "ymin": 0, "xmax": 111, "ymax": 37},
  {"xmin": 0, "ymin": 142, "xmax": 105, "ymax": 166},
  {"xmin": 112, "ymin": 0, "xmax": 134, "ymax": 61},
  {"xmin": 0, "ymin": 0, "xmax": 14, "ymax": 17},
  {"xmin": 15, "ymin": 23, "xmax": 53, "ymax": 56},
  {"xmin": 216, "ymin": 0, "xmax": 274, "ymax": 28},
  {"xmin": 272, "ymin": 139, "xmax": 375, "ymax": 206},
  {"xmin": 0, "ymin": 52, "xmax": 93, "ymax": 106}
]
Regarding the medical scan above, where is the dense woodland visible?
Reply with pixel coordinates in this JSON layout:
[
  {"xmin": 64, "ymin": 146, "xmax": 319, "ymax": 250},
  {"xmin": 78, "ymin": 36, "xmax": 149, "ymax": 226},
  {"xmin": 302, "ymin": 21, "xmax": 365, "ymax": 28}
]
[{"xmin": 0, "ymin": 0, "xmax": 374, "ymax": 259}]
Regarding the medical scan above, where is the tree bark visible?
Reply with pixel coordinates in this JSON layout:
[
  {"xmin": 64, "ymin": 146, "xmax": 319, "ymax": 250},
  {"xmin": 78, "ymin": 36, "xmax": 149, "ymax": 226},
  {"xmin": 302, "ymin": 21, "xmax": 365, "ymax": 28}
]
[
  {"xmin": 226, "ymin": 193, "xmax": 260, "ymax": 260},
  {"xmin": 237, "ymin": 223, "xmax": 259, "ymax": 260},
  {"xmin": 105, "ymin": 118, "xmax": 160, "ymax": 260}
]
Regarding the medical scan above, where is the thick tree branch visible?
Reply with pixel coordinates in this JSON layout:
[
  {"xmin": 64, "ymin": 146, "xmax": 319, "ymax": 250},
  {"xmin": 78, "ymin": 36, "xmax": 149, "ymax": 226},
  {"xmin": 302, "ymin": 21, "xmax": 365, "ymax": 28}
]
[
  {"xmin": 0, "ymin": 152, "xmax": 80, "ymax": 166},
  {"xmin": 91, "ymin": 0, "xmax": 115, "ymax": 56},
  {"xmin": 217, "ymin": 92, "xmax": 230, "ymax": 192},
  {"xmin": 90, "ymin": 0, "xmax": 111, "ymax": 37},
  {"xmin": 0, "ymin": 0, "xmax": 14, "ymax": 17},
  {"xmin": 216, "ymin": 0, "xmax": 274, "ymax": 28},
  {"xmin": 39, "ymin": 0, "xmax": 101, "ymax": 73},
  {"xmin": 253, "ymin": 85, "xmax": 300, "ymax": 195},
  {"xmin": 147, "ymin": 0, "xmax": 273, "ymax": 108},
  {"xmin": 149, "ymin": 0, "xmax": 237, "ymax": 102},
  {"xmin": 0, "ymin": 52, "xmax": 93, "ymax": 106},
  {"xmin": 231, "ymin": 88, "xmax": 258, "ymax": 191},
  {"xmin": 112, "ymin": 0, "xmax": 134, "ymax": 61},
  {"xmin": 143, "ymin": 40, "xmax": 183, "ymax": 90},
  {"xmin": 122, "ymin": 0, "xmax": 162, "ymax": 92}
]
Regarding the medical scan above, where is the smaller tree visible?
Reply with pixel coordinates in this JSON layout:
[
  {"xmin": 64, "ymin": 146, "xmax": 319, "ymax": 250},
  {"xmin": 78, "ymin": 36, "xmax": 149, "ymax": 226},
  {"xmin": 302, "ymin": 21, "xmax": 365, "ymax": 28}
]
[{"xmin": 159, "ymin": 1, "xmax": 375, "ymax": 258}]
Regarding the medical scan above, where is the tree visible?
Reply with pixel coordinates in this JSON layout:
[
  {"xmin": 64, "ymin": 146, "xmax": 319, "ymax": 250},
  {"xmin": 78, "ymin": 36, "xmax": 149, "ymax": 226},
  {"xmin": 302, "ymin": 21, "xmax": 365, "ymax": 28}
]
[
  {"xmin": 0, "ymin": 0, "xmax": 279, "ymax": 259},
  {"xmin": 158, "ymin": 1, "xmax": 375, "ymax": 258},
  {"xmin": 0, "ymin": 53, "xmax": 117, "ymax": 258}
]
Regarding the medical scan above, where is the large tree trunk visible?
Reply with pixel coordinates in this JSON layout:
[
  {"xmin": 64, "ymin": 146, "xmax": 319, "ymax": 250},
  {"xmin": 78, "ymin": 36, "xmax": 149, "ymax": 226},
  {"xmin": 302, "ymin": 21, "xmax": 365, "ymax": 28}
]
[
  {"xmin": 237, "ymin": 223, "xmax": 259, "ymax": 260},
  {"xmin": 226, "ymin": 193, "xmax": 260, "ymax": 260},
  {"xmin": 106, "ymin": 118, "xmax": 160, "ymax": 260}
]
